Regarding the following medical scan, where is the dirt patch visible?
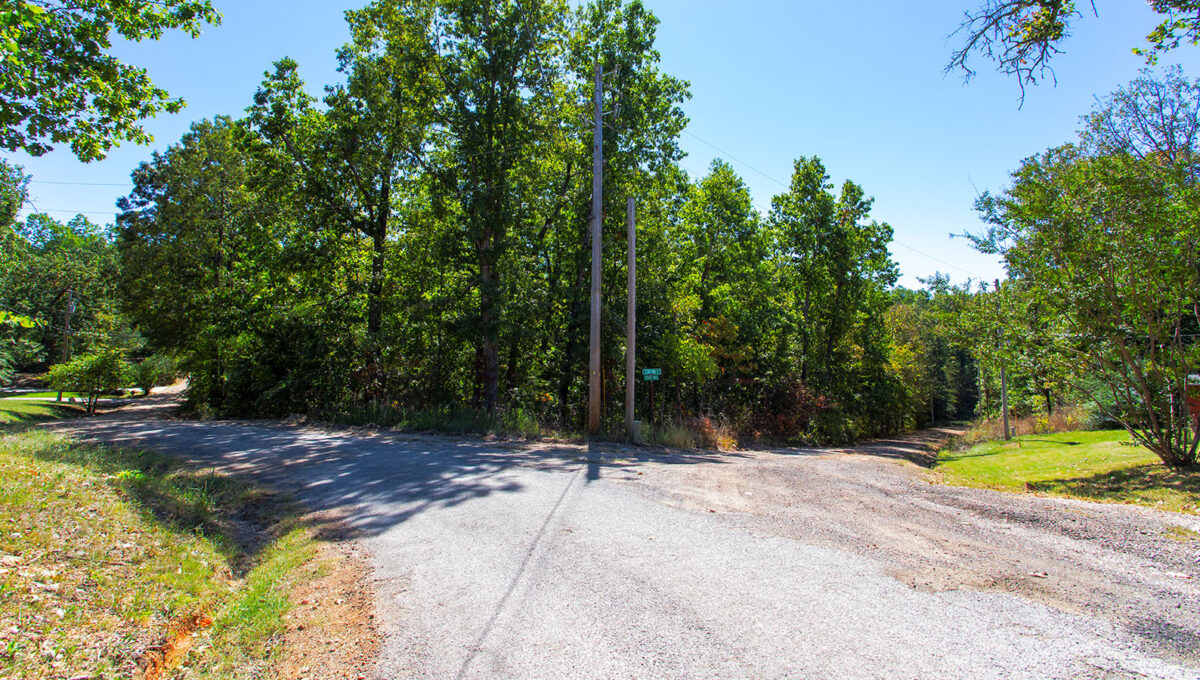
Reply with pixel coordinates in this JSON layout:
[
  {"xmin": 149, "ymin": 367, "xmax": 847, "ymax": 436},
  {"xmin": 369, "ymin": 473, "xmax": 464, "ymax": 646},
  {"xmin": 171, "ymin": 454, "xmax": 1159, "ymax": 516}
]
[
  {"xmin": 136, "ymin": 612, "xmax": 213, "ymax": 680},
  {"xmin": 275, "ymin": 538, "xmax": 380, "ymax": 680},
  {"xmin": 833, "ymin": 427, "xmax": 963, "ymax": 467}
]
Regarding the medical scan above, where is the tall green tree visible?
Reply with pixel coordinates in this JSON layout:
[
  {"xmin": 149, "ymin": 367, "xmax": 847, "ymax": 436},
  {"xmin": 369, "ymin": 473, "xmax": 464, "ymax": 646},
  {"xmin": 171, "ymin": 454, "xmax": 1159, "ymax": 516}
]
[
  {"xmin": 117, "ymin": 117, "xmax": 261, "ymax": 408},
  {"xmin": 973, "ymin": 72, "xmax": 1200, "ymax": 467},
  {"xmin": 0, "ymin": 159, "xmax": 27, "ymax": 228},
  {"xmin": 421, "ymin": 0, "xmax": 567, "ymax": 412},
  {"xmin": 3, "ymin": 212, "xmax": 115, "ymax": 364},
  {"xmin": 250, "ymin": 1, "xmax": 437, "ymax": 350}
]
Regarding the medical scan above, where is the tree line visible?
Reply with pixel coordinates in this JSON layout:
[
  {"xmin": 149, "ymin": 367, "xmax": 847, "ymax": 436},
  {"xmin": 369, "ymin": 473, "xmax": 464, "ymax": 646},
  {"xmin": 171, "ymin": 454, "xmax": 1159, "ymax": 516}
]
[{"xmin": 1, "ymin": 0, "xmax": 1197, "ymax": 467}]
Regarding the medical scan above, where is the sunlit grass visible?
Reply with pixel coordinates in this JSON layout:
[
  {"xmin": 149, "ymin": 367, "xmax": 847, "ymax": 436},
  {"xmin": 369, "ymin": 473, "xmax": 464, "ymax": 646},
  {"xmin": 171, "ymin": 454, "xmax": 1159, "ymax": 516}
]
[
  {"xmin": 0, "ymin": 389, "xmax": 136, "ymax": 400},
  {"xmin": 937, "ymin": 430, "xmax": 1200, "ymax": 514}
]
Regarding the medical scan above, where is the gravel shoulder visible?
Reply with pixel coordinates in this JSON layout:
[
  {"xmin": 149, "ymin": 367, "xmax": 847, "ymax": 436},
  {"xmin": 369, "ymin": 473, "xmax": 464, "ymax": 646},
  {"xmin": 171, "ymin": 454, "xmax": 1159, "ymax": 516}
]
[{"xmin": 49, "ymin": 408, "xmax": 1200, "ymax": 679}]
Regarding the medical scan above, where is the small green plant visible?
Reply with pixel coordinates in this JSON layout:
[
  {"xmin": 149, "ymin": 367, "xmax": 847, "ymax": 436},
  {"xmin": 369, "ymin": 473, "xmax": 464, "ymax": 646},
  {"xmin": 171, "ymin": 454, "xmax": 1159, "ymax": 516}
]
[
  {"xmin": 47, "ymin": 349, "xmax": 130, "ymax": 414},
  {"xmin": 1164, "ymin": 525, "xmax": 1199, "ymax": 541},
  {"xmin": 115, "ymin": 469, "xmax": 148, "ymax": 484}
]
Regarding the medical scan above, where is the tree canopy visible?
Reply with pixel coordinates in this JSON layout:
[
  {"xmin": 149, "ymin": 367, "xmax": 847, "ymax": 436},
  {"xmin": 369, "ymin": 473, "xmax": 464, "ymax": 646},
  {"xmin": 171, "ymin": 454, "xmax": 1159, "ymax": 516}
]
[
  {"xmin": 104, "ymin": 0, "xmax": 941, "ymax": 444},
  {"xmin": 972, "ymin": 68, "xmax": 1200, "ymax": 467},
  {"xmin": 0, "ymin": 0, "xmax": 220, "ymax": 161}
]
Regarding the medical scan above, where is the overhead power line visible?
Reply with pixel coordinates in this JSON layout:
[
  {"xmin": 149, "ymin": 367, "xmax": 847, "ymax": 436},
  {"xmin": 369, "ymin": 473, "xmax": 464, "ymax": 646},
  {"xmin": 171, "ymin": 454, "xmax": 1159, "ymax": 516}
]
[
  {"xmin": 890, "ymin": 241, "xmax": 982, "ymax": 280},
  {"xmin": 31, "ymin": 180, "xmax": 129, "ymax": 187},
  {"xmin": 23, "ymin": 208, "xmax": 116, "ymax": 217},
  {"xmin": 684, "ymin": 131, "xmax": 789, "ymax": 190}
]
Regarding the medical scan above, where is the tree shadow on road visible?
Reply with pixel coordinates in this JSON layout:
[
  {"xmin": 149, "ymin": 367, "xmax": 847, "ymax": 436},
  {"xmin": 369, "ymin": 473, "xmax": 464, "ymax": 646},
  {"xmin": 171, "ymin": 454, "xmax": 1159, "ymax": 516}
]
[
  {"xmin": 825, "ymin": 428, "xmax": 965, "ymax": 467},
  {"xmin": 50, "ymin": 417, "xmax": 753, "ymax": 543},
  {"xmin": 48, "ymin": 416, "xmax": 962, "ymax": 544}
]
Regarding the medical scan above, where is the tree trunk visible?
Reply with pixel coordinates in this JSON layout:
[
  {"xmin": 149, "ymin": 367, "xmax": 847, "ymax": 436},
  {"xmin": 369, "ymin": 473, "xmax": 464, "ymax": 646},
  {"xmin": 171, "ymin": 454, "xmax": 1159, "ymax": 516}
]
[
  {"xmin": 368, "ymin": 226, "xmax": 386, "ymax": 338},
  {"xmin": 479, "ymin": 252, "xmax": 499, "ymax": 414},
  {"xmin": 367, "ymin": 180, "xmax": 390, "ymax": 339}
]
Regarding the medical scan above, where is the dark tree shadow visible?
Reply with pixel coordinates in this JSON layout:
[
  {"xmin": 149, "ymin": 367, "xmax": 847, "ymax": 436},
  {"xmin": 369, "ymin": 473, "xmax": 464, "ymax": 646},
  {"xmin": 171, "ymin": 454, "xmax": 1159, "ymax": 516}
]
[
  {"xmin": 0, "ymin": 402, "xmax": 85, "ymax": 428},
  {"xmin": 1029, "ymin": 463, "xmax": 1200, "ymax": 505}
]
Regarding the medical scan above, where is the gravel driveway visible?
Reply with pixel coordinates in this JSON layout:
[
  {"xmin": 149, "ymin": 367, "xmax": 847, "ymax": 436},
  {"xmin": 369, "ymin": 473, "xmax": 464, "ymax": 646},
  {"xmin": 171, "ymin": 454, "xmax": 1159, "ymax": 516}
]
[{"xmin": 53, "ymin": 411, "xmax": 1200, "ymax": 679}]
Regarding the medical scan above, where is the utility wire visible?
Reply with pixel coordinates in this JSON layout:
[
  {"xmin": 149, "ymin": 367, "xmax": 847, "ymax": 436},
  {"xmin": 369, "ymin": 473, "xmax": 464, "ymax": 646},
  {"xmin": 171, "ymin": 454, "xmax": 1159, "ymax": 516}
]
[
  {"xmin": 684, "ymin": 130, "xmax": 788, "ymax": 189},
  {"xmin": 31, "ymin": 180, "xmax": 128, "ymax": 187},
  {"xmin": 22, "ymin": 208, "xmax": 116, "ymax": 217},
  {"xmin": 891, "ymin": 241, "xmax": 983, "ymax": 280}
]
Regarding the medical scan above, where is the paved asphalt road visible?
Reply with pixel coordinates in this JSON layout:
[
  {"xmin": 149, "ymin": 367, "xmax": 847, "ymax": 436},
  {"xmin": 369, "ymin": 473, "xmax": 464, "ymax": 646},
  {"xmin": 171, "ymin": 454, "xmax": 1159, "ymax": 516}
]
[{"xmin": 52, "ymin": 412, "xmax": 1200, "ymax": 680}]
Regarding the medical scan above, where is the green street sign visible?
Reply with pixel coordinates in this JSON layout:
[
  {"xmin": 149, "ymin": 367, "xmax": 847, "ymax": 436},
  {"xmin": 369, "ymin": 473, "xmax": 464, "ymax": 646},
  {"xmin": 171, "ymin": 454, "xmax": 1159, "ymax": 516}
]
[{"xmin": 642, "ymin": 368, "xmax": 661, "ymax": 381}]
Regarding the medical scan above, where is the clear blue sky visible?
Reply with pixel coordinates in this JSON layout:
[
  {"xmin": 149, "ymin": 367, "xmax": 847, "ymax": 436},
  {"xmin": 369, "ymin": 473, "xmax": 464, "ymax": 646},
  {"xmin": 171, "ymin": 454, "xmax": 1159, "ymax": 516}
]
[{"xmin": 13, "ymin": 0, "xmax": 1200, "ymax": 287}]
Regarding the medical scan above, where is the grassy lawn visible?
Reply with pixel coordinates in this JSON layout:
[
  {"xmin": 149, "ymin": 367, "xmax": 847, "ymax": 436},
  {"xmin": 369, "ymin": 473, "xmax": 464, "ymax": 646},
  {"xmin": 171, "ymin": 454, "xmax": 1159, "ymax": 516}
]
[
  {"xmin": 0, "ymin": 400, "xmax": 84, "ymax": 425},
  {"xmin": 0, "ymin": 390, "xmax": 137, "ymax": 400},
  {"xmin": 937, "ymin": 430, "xmax": 1200, "ymax": 515},
  {"xmin": 0, "ymin": 430, "xmax": 320, "ymax": 679}
]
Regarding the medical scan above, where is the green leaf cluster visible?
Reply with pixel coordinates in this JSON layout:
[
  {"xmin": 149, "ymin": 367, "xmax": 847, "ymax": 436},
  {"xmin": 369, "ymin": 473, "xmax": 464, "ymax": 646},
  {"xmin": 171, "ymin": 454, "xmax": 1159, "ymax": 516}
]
[{"xmin": 0, "ymin": 0, "xmax": 220, "ymax": 161}]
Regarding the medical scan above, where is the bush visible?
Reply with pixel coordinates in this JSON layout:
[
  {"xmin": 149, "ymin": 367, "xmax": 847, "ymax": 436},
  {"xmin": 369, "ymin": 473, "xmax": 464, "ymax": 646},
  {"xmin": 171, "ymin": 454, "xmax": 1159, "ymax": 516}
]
[
  {"xmin": 647, "ymin": 421, "xmax": 698, "ymax": 449},
  {"xmin": 47, "ymin": 349, "xmax": 130, "ymax": 413},
  {"xmin": 132, "ymin": 353, "xmax": 177, "ymax": 396},
  {"xmin": 751, "ymin": 380, "xmax": 834, "ymax": 442},
  {"xmin": 642, "ymin": 417, "xmax": 737, "ymax": 451}
]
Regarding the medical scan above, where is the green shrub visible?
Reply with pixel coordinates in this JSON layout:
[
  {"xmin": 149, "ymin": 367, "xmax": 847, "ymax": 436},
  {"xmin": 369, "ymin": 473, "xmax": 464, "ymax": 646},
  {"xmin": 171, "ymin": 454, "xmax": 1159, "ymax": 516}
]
[
  {"xmin": 133, "ymin": 353, "xmax": 178, "ymax": 395},
  {"xmin": 46, "ymin": 349, "xmax": 130, "ymax": 413},
  {"xmin": 646, "ymin": 421, "xmax": 699, "ymax": 449}
]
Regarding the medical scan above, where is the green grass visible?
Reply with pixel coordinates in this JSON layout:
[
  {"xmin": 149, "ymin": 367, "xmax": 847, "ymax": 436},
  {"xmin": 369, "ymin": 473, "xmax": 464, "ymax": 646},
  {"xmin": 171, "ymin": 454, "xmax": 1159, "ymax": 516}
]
[
  {"xmin": 0, "ymin": 429, "xmax": 317, "ymax": 679},
  {"xmin": 184, "ymin": 528, "xmax": 316, "ymax": 678},
  {"xmin": 0, "ymin": 399, "xmax": 83, "ymax": 425},
  {"xmin": 937, "ymin": 430, "xmax": 1200, "ymax": 514},
  {"xmin": 0, "ymin": 390, "xmax": 136, "ymax": 400},
  {"xmin": 0, "ymin": 391, "xmax": 85, "ymax": 400}
]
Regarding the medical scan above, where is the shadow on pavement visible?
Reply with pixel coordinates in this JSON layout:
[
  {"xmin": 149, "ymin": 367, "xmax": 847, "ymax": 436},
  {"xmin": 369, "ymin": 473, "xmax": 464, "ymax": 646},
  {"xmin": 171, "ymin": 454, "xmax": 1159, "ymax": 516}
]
[{"xmin": 50, "ymin": 415, "xmax": 745, "ymax": 540}]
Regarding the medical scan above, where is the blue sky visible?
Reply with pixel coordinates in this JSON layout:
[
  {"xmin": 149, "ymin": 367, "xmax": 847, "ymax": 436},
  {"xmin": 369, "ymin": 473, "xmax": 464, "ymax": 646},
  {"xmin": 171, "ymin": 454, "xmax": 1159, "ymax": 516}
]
[{"xmin": 13, "ymin": 0, "xmax": 1200, "ymax": 287}]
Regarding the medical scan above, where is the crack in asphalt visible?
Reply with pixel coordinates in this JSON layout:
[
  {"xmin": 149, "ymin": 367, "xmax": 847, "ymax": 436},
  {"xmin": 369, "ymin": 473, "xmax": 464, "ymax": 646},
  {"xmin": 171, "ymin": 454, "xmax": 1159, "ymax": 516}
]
[{"xmin": 454, "ymin": 464, "xmax": 585, "ymax": 680}]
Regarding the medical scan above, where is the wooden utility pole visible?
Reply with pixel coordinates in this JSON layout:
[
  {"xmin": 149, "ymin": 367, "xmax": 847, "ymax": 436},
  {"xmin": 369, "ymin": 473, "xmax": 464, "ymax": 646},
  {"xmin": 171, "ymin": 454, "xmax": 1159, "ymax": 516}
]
[
  {"xmin": 996, "ymin": 279, "xmax": 1011, "ymax": 440},
  {"xmin": 57, "ymin": 289, "xmax": 75, "ymax": 403},
  {"xmin": 625, "ymin": 197, "xmax": 636, "ymax": 441},
  {"xmin": 588, "ymin": 62, "xmax": 604, "ymax": 435},
  {"xmin": 1001, "ymin": 365, "xmax": 1011, "ymax": 440}
]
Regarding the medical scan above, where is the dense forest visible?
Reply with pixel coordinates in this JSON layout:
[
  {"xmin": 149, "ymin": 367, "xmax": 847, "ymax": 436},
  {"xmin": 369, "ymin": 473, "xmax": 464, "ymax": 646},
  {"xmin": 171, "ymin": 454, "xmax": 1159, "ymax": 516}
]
[{"xmin": 2, "ymin": 0, "xmax": 1198, "ymax": 467}]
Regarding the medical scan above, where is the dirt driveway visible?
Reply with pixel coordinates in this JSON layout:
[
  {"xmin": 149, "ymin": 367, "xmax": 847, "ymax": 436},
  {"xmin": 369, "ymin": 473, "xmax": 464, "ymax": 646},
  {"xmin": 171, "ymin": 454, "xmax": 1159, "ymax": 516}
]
[{"xmin": 52, "ymin": 410, "xmax": 1200, "ymax": 679}]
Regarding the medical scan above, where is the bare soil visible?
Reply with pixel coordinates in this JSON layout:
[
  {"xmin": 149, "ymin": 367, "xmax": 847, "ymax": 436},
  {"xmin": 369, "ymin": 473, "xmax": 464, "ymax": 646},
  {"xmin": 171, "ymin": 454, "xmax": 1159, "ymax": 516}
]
[{"xmin": 275, "ymin": 525, "xmax": 381, "ymax": 680}]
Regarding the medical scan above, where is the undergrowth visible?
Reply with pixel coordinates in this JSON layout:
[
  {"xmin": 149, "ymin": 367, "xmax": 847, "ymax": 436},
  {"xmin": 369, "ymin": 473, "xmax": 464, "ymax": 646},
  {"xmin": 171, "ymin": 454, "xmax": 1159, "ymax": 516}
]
[
  {"xmin": 951, "ymin": 405, "xmax": 1092, "ymax": 450},
  {"xmin": 317, "ymin": 402, "xmax": 551, "ymax": 438}
]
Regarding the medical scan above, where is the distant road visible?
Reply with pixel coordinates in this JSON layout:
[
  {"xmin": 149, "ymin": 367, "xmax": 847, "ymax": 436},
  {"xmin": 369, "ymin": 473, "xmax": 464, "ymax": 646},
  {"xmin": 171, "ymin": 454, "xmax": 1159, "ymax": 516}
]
[{"xmin": 54, "ymin": 411, "xmax": 1200, "ymax": 679}]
